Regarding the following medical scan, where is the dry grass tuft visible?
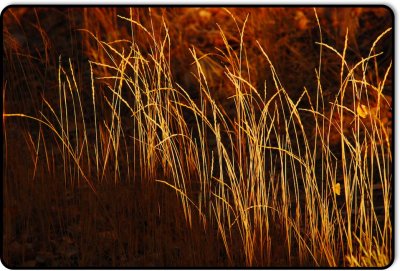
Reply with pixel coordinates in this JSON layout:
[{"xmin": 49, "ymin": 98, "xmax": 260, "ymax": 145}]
[{"xmin": 3, "ymin": 7, "xmax": 392, "ymax": 267}]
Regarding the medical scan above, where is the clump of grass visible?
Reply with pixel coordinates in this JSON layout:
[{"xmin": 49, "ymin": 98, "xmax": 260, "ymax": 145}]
[{"xmin": 3, "ymin": 7, "xmax": 392, "ymax": 267}]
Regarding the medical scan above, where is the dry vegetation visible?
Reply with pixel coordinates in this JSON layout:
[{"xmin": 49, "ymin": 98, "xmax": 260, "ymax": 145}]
[{"xmin": 2, "ymin": 7, "xmax": 393, "ymax": 267}]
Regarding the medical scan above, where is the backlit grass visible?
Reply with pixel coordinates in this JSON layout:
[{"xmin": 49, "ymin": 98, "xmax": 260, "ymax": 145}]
[{"xmin": 3, "ymin": 7, "xmax": 392, "ymax": 267}]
